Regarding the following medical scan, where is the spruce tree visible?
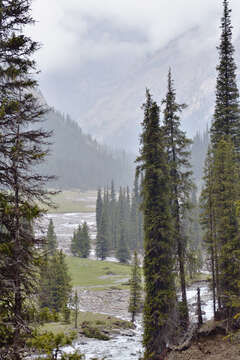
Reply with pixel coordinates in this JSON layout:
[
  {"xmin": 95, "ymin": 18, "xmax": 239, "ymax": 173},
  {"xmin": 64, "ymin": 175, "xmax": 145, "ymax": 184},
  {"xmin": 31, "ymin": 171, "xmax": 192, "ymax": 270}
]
[
  {"xmin": 70, "ymin": 227, "xmax": 81, "ymax": 256},
  {"xmin": 0, "ymin": 1, "xmax": 54, "ymax": 358},
  {"xmin": 116, "ymin": 187, "xmax": 130, "ymax": 263},
  {"xmin": 96, "ymin": 208, "xmax": 109, "ymax": 260},
  {"xmin": 128, "ymin": 251, "xmax": 142, "ymax": 323},
  {"xmin": 46, "ymin": 219, "xmax": 57, "ymax": 255},
  {"xmin": 116, "ymin": 226, "xmax": 130, "ymax": 263},
  {"xmin": 109, "ymin": 180, "xmax": 118, "ymax": 250},
  {"xmin": 137, "ymin": 89, "xmax": 176, "ymax": 359},
  {"xmin": 103, "ymin": 187, "xmax": 111, "ymax": 250},
  {"xmin": 213, "ymin": 138, "xmax": 240, "ymax": 316},
  {"xmin": 70, "ymin": 223, "xmax": 90, "ymax": 258},
  {"xmin": 202, "ymin": 0, "xmax": 240, "ymax": 321},
  {"xmin": 162, "ymin": 69, "xmax": 193, "ymax": 327},
  {"xmin": 39, "ymin": 250, "xmax": 72, "ymax": 313},
  {"xmin": 81, "ymin": 222, "xmax": 91, "ymax": 258},
  {"xmin": 201, "ymin": 139, "xmax": 240, "ymax": 318},
  {"xmin": 96, "ymin": 188, "xmax": 103, "ymax": 236},
  {"xmin": 210, "ymin": 0, "xmax": 240, "ymax": 150}
]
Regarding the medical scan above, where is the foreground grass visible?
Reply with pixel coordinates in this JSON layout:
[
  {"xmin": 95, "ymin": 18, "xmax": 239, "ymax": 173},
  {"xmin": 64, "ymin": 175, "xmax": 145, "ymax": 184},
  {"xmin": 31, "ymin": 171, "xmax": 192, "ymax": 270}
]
[
  {"xmin": 45, "ymin": 190, "xmax": 97, "ymax": 213},
  {"xmin": 66, "ymin": 256, "xmax": 131, "ymax": 289}
]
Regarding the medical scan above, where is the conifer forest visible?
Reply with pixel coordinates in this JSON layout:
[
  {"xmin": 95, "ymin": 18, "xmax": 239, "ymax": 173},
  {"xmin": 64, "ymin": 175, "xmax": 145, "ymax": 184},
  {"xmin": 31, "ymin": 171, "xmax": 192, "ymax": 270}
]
[{"xmin": 2, "ymin": 1, "xmax": 240, "ymax": 360}]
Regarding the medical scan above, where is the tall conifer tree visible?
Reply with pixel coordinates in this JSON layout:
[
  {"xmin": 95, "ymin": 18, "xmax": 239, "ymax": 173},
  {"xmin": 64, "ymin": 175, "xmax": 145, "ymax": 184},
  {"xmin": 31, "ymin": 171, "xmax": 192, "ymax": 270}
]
[
  {"xmin": 0, "ymin": 1, "xmax": 54, "ymax": 358},
  {"xmin": 213, "ymin": 138, "xmax": 240, "ymax": 315},
  {"xmin": 116, "ymin": 188, "xmax": 130, "ymax": 263},
  {"xmin": 210, "ymin": 0, "xmax": 240, "ymax": 150},
  {"xmin": 137, "ymin": 89, "xmax": 176, "ymax": 359},
  {"xmin": 39, "ymin": 250, "xmax": 72, "ymax": 313},
  {"xmin": 96, "ymin": 208, "xmax": 109, "ymax": 260},
  {"xmin": 96, "ymin": 188, "xmax": 103, "ymax": 235},
  {"xmin": 202, "ymin": 0, "xmax": 240, "ymax": 320},
  {"xmin": 162, "ymin": 69, "xmax": 193, "ymax": 327},
  {"xmin": 109, "ymin": 180, "xmax": 117, "ymax": 249}
]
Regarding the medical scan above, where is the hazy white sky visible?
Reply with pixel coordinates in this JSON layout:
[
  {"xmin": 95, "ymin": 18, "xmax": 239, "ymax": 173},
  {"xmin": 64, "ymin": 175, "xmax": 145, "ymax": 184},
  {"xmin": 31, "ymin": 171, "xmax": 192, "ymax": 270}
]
[{"xmin": 27, "ymin": 0, "xmax": 240, "ymax": 118}]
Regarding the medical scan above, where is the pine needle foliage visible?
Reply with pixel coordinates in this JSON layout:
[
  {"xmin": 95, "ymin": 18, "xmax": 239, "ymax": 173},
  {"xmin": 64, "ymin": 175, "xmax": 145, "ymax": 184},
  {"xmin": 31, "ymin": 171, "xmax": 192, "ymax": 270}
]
[
  {"xmin": 162, "ymin": 69, "xmax": 193, "ymax": 327},
  {"xmin": 137, "ymin": 89, "xmax": 176, "ymax": 360},
  {"xmin": 71, "ymin": 222, "xmax": 91, "ymax": 258},
  {"xmin": 210, "ymin": 0, "xmax": 240, "ymax": 151},
  {"xmin": 39, "ymin": 250, "xmax": 72, "ymax": 313},
  {"xmin": 213, "ymin": 138, "xmax": 240, "ymax": 316},
  {"xmin": 0, "ymin": 1, "xmax": 55, "ymax": 358},
  {"xmin": 116, "ymin": 187, "xmax": 130, "ymax": 263},
  {"xmin": 96, "ymin": 208, "xmax": 109, "ymax": 260},
  {"xmin": 201, "ymin": 0, "xmax": 240, "ymax": 322}
]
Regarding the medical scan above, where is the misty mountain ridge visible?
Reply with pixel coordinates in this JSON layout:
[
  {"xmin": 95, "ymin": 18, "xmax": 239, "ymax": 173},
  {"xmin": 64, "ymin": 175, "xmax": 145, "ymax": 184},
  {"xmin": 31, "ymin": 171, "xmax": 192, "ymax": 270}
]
[
  {"xmin": 78, "ymin": 25, "xmax": 239, "ymax": 152},
  {"xmin": 38, "ymin": 101, "xmax": 208, "ymax": 191}
]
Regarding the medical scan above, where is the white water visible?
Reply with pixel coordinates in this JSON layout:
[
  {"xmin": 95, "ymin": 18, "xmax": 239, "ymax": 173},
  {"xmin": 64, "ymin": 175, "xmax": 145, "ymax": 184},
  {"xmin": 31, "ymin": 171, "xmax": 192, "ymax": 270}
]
[
  {"xmin": 61, "ymin": 283, "xmax": 213, "ymax": 360},
  {"xmin": 64, "ymin": 320, "xmax": 143, "ymax": 360}
]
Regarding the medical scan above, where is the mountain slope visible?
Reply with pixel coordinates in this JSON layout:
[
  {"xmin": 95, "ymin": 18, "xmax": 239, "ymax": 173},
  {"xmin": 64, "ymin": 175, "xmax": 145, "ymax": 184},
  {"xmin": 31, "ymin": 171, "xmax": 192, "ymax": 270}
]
[
  {"xmin": 39, "ymin": 110, "xmax": 133, "ymax": 189},
  {"xmin": 80, "ymin": 26, "xmax": 239, "ymax": 152}
]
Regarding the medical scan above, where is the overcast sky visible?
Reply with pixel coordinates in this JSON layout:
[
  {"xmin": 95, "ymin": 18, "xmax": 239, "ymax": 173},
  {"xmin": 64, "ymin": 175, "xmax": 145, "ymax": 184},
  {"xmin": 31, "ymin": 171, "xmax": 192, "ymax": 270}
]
[{"xmin": 27, "ymin": 0, "xmax": 240, "ymax": 120}]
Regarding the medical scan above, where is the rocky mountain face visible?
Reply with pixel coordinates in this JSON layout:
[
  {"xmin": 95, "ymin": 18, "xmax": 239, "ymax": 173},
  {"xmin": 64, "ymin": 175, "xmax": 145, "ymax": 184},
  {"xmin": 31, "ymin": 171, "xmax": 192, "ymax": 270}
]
[{"xmin": 79, "ymin": 26, "xmax": 240, "ymax": 152}]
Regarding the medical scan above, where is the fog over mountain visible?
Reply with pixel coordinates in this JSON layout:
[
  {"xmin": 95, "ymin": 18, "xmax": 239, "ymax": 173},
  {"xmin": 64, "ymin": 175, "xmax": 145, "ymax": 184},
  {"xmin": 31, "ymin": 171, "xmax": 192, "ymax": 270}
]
[
  {"xmin": 80, "ymin": 26, "xmax": 220, "ymax": 152},
  {"xmin": 28, "ymin": 1, "xmax": 240, "ymax": 152}
]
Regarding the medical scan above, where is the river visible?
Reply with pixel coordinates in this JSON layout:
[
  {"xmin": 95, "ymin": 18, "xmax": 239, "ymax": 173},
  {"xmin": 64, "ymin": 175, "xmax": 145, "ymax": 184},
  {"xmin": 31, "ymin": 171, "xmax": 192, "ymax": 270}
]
[
  {"xmin": 61, "ymin": 282, "xmax": 213, "ymax": 360},
  {"xmin": 39, "ymin": 212, "xmax": 213, "ymax": 359}
]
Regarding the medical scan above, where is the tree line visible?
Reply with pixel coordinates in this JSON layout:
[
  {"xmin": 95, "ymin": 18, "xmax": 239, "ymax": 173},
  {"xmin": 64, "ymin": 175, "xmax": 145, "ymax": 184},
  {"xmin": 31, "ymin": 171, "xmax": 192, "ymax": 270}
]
[{"xmin": 95, "ymin": 179, "xmax": 144, "ymax": 262}]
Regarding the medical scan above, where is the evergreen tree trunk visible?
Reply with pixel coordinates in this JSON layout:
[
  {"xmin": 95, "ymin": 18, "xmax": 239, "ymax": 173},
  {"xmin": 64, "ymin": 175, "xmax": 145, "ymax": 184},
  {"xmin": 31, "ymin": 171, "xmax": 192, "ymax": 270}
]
[{"xmin": 128, "ymin": 251, "xmax": 142, "ymax": 324}]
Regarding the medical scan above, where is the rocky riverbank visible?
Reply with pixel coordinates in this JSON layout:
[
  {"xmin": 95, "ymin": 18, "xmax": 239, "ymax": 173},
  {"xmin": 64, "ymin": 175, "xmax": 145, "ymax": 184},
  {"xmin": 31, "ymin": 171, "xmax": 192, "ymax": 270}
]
[{"xmin": 77, "ymin": 288, "xmax": 132, "ymax": 321}]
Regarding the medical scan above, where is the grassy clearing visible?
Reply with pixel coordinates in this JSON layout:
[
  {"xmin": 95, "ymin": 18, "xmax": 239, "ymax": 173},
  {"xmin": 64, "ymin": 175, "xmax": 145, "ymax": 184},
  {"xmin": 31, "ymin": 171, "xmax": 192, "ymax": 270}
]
[
  {"xmin": 44, "ymin": 190, "xmax": 97, "ymax": 214},
  {"xmin": 41, "ymin": 311, "xmax": 134, "ymax": 337},
  {"xmin": 66, "ymin": 256, "xmax": 131, "ymax": 289}
]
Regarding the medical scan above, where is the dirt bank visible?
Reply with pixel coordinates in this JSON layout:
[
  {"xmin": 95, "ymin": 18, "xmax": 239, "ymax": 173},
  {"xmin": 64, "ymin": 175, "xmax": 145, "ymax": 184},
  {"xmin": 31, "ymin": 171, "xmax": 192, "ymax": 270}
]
[{"xmin": 167, "ymin": 333, "xmax": 240, "ymax": 360}]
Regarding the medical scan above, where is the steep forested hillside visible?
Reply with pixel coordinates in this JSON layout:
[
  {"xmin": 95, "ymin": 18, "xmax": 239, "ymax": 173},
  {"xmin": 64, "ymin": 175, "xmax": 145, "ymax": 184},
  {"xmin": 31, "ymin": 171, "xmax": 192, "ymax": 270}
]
[{"xmin": 39, "ymin": 110, "xmax": 133, "ymax": 189}]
